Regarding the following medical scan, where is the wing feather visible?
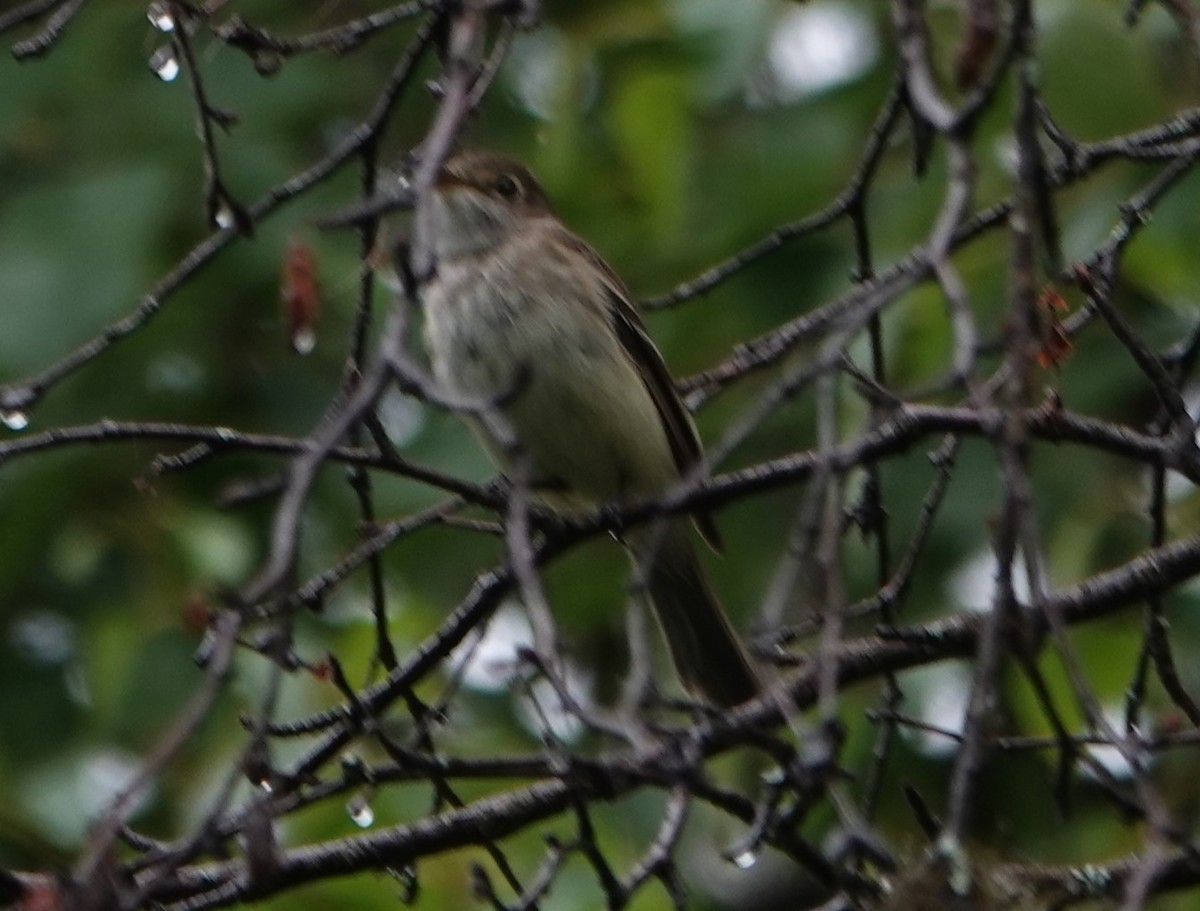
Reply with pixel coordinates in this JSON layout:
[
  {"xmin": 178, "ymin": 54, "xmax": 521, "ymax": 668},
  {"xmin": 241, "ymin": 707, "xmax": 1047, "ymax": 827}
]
[{"xmin": 553, "ymin": 227, "xmax": 723, "ymax": 552}]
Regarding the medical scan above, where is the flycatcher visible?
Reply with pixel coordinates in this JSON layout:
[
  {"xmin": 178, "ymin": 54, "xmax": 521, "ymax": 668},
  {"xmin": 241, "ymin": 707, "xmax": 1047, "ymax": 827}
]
[{"xmin": 411, "ymin": 151, "xmax": 759, "ymax": 706}]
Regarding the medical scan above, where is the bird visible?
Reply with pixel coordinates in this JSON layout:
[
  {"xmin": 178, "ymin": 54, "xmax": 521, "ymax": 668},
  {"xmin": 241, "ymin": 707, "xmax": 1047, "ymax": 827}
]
[{"xmin": 407, "ymin": 150, "xmax": 759, "ymax": 707}]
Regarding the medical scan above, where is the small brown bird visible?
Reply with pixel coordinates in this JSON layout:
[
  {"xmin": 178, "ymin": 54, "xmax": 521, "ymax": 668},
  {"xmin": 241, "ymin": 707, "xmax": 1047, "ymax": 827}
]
[{"xmin": 414, "ymin": 151, "xmax": 759, "ymax": 706}]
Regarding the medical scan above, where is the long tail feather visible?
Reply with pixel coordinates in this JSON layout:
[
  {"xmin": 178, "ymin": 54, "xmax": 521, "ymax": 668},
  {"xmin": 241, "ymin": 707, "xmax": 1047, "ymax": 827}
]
[{"xmin": 634, "ymin": 524, "xmax": 759, "ymax": 707}]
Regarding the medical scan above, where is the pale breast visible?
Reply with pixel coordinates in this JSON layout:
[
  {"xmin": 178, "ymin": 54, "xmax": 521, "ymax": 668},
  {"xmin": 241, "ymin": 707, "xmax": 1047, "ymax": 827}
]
[
  {"xmin": 422, "ymin": 259, "xmax": 527, "ymax": 400},
  {"xmin": 421, "ymin": 232, "xmax": 679, "ymax": 505}
]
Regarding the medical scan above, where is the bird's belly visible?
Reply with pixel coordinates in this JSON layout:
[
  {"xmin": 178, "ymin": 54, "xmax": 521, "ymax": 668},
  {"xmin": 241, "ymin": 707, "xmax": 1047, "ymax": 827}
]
[{"xmin": 423, "ymin": 279, "xmax": 676, "ymax": 507}]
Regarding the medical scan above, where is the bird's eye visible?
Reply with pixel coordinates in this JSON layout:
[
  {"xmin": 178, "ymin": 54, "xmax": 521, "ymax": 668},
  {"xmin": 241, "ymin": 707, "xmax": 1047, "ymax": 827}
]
[{"xmin": 495, "ymin": 175, "xmax": 520, "ymax": 199}]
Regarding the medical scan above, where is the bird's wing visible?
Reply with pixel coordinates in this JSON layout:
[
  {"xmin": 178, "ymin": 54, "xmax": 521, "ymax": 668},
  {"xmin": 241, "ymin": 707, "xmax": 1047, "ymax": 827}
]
[{"xmin": 555, "ymin": 227, "xmax": 724, "ymax": 553}]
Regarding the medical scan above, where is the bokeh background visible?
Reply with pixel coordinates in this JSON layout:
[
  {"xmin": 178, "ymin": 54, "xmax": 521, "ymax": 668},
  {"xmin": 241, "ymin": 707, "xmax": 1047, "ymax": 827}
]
[{"xmin": 4, "ymin": 0, "xmax": 1200, "ymax": 907}]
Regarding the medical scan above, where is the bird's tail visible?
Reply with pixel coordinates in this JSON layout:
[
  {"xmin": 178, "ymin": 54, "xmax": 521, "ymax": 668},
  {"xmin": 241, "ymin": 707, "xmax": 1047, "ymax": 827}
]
[{"xmin": 633, "ymin": 523, "xmax": 759, "ymax": 707}]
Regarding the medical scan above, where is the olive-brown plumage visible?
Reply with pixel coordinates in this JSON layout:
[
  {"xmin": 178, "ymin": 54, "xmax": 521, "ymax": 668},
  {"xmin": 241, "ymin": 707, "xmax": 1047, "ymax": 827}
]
[{"xmin": 420, "ymin": 151, "xmax": 759, "ymax": 706}]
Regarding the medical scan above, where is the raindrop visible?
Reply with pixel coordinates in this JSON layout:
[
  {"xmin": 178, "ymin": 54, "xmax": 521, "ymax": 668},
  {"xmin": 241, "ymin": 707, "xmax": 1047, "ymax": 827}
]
[
  {"xmin": 214, "ymin": 203, "xmax": 235, "ymax": 229},
  {"xmin": 731, "ymin": 848, "xmax": 757, "ymax": 870},
  {"xmin": 347, "ymin": 793, "xmax": 375, "ymax": 828},
  {"xmin": 1, "ymin": 410, "xmax": 29, "ymax": 431},
  {"xmin": 291, "ymin": 327, "xmax": 316, "ymax": 355},
  {"xmin": 147, "ymin": 1, "xmax": 175, "ymax": 32},
  {"xmin": 149, "ymin": 45, "xmax": 180, "ymax": 82},
  {"xmin": 258, "ymin": 779, "xmax": 274, "ymax": 794},
  {"xmin": 252, "ymin": 50, "xmax": 283, "ymax": 77}
]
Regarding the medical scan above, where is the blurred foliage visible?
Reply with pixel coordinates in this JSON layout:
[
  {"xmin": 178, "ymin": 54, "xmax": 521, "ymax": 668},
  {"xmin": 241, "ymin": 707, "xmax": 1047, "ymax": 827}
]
[{"xmin": 3, "ymin": 0, "xmax": 1200, "ymax": 909}]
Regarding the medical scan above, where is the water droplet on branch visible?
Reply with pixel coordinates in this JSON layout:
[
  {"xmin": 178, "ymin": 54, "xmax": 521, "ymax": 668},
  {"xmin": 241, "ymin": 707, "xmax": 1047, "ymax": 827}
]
[
  {"xmin": 149, "ymin": 45, "xmax": 180, "ymax": 82},
  {"xmin": 1, "ymin": 410, "xmax": 29, "ymax": 431},
  {"xmin": 291, "ymin": 327, "xmax": 316, "ymax": 355},
  {"xmin": 253, "ymin": 50, "xmax": 283, "ymax": 77},
  {"xmin": 347, "ymin": 793, "xmax": 375, "ymax": 828},
  {"xmin": 147, "ymin": 1, "xmax": 175, "ymax": 32},
  {"xmin": 730, "ymin": 848, "xmax": 758, "ymax": 869}
]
